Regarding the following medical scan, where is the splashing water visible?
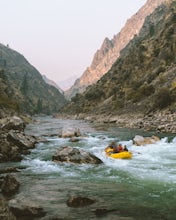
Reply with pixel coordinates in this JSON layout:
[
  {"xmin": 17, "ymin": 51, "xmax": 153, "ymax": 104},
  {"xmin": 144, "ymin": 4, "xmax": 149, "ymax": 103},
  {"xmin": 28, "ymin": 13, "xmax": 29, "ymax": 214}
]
[{"xmin": 10, "ymin": 117, "xmax": 176, "ymax": 219}]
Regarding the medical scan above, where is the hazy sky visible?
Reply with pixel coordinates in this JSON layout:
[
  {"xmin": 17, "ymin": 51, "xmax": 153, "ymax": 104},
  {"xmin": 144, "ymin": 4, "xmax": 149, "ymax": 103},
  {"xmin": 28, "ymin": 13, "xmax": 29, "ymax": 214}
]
[{"xmin": 0, "ymin": 0, "xmax": 146, "ymax": 83}]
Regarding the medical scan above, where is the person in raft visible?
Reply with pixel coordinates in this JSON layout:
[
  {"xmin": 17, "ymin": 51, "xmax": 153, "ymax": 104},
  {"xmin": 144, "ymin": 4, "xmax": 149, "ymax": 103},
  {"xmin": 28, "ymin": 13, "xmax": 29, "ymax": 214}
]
[
  {"xmin": 108, "ymin": 141, "xmax": 117, "ymax": 149},
  {"xmin": 113, "ymin": 143, "xmax": 123, "ymax": 153},
  {"xmin": 123, "ymin": 145, "xmax": 128, "ymax": 151},
  {"xmin": 106, "ymin": 141, "xmax": 117, "ymax": 153},
  {"xmin": 107, "ymin": 142, "xmax": 128, "ymax": 153}
]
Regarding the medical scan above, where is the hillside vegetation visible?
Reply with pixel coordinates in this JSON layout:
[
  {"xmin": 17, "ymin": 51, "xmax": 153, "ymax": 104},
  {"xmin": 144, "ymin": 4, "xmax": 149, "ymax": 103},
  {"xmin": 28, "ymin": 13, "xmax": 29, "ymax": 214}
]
[
  {"xmin": 65, "ymin": 0, "xmax": 168, "ymax": 100},
  {"xmin": 0, "ymin": 44, "xmax": 67, "ymax": 115},
  {"xmin": 61, "ymin": 1, "xmax": 176, "ymax": 116}
]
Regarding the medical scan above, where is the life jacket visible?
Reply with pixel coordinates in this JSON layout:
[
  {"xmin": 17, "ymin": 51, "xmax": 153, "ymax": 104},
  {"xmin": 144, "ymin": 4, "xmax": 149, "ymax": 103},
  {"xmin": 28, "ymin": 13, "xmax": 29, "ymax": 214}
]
[{"xmin": 118, "ymin": 145, "xmax": 123, "ymax": 152}]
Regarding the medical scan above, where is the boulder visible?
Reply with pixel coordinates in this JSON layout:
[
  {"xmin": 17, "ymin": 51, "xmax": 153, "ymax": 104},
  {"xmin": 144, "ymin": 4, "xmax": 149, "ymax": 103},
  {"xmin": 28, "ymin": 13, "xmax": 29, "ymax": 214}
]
[
  {"xmin": 1, "ymin": 116, "xmax": 25, "ymax": 132},
  {"xmin": 0, "ymin": 142, "xmax": 23, "ymax": 162},
  {"xmin": 8, "ymin": 199, "xmax": 46, "ymax": 218},
  {"xmin": 59, "ymin": 127, "xmax": 81, "ymax": 138},
  {"xmin": 66, "ymin": 196, "xmax": 96, "ymax": 207},
  {"xmin": 0, "ymin": 115, "xmax": 42, "ymax": 163},
  {"xmin": 94, "ymin": 208, "xmax": 116, "ymax": 217},
  {"xmin": 0, "ymin": 167, "xmax": 20, "ymax": 174},
  {"xmin": 0, "ymin": 198, "xmax": 16, "ymax": 220},
  {"xmin": 7, "ymin": 131, "xmax": 36, "ymax": 150},
  {"xmin": 133, "ymin": 135, "xmax": 160, "ymax": 146},
  {"xmin": 52, "ymin": 146, "xmax": 103, "ymax": 164},
  {"xmin": 69, "ymin": 137, "xmax": 80, "ymax": 142},
  {"xmin": 0, "ymin": 175, "xmax": 20, "ymax": 196}
]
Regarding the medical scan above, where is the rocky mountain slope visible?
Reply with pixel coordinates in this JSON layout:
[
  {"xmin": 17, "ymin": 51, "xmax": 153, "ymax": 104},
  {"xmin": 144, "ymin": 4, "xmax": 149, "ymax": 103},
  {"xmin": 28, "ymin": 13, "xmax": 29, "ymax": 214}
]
[
  {"xmin": 58, "ymin": 74, "xmax": 79, "ymax": 91},
  {"xmin": 61, "ymin": 0, "xmax": 176, "ymax": 133},
  {"xmin": 65, "ymin": 0, "xmax": 170, "ymax": 100},
  {"xmin": 42, "ymin": 75, "xmax": 63, "ymax": 94},
  {"xmin": 0, "ymin": 44, "xmax": 67, "ymax": 115}
]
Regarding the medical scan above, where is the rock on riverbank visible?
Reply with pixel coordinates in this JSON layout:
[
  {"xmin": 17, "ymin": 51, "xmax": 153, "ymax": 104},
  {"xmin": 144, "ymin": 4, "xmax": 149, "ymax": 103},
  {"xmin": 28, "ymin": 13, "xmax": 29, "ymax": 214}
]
[
  {"xmin": 0, "ymin": 115, "xmax": 41, "ymax": 162},
  {"xmin": 72, "ymin": 109, "xmax": 176, "ymax": 134}
]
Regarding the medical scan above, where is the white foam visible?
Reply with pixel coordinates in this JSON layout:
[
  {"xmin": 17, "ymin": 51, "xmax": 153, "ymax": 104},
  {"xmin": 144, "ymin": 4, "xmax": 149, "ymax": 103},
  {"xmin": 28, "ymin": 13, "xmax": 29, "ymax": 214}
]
[
  {"xmin": 172, "ymin": 136, "xmax": 176, "ymax": 143},
  {"xmin": 98, "ymin": 137, "xmax": 176, "ymax": 183},
  {"xmin": 21, "ymin": 159, "xmax": 63, "ymax": 173},
  {"xmin": 22, "ymin": 131, "xmax": 176, "ymax": 184}
]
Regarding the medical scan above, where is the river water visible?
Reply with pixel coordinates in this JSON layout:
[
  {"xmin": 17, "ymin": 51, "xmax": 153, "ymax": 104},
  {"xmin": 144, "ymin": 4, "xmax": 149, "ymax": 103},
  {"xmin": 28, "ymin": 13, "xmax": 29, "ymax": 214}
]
[{"xmin": 3, "ymin": 116, "xmax": 176, "ymax": 220}]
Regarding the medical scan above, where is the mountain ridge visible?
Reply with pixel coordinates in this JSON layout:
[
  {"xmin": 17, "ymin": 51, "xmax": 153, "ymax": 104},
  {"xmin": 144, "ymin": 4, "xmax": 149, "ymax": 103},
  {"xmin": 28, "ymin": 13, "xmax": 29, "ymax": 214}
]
[
  {"xmin": 42, "ymin": 75, "xmax": 63, "ymax": 94},
  {"xmin": 65, "ymin": 0, "xmax": 170, "ymax": 100},
  {"xmin": 0, "ymin": 43, "xmax": 67, "ymax": 115},
  {"xmin": 60, "ymin": 0, "xmax": 176, "ymax": 133}
]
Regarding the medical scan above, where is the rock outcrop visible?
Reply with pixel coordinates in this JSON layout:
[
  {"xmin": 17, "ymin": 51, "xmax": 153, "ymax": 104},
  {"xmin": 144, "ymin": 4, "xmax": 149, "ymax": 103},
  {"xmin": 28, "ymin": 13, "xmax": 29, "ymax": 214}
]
[
  {"xmin": 1, "ymin": 116, "xmax": 25, "ymax": 131},
  {"xmin": 59, "ymin": 127, "xmax": 81, "ymax": 138},
  {"xmin": 8, "ymin": 199, "xmax": 46, "ymax": 218},
  {"xmin": 65, "ymin": 0, "xmax": 170, "ymax": 99},
  {"xmin": 133, "ymin": 135, "xmax": 160, "ymax": 146},
  {"xmin": 52, "ymin": 146, "xmax": 103, "ymax": 164},
  {"xmin": 0, "ymin": 115, "xmax": 40, "ymax": 162},
  {"xmin": 0, "ymin": 198, "xmax": 16, "ymax": 220},
  {"xmin": 66, "ymin": 196, "xmax": 96, "ymax": 208},
  {"xmin": 0, "ymin": 175, "xmax": 20, "ymax": 196},
  {"xmin": 0, "ymin": 167, "xmax": 20, "ymax": 174}
]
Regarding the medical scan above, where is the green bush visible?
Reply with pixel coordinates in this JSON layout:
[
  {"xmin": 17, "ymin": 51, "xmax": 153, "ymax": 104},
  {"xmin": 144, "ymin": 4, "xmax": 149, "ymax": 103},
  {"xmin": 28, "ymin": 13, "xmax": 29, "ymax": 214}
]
[
  {"xmin": 154, "ymin": 88, "xmax": 172, "ymax": 109},
  {"xmin": 139, "ymin": 84, "xmax": 155, "ymax": 96},
  {"xmin": 85, "ymin": 89, "xmax": 105, "ymax": 101}
]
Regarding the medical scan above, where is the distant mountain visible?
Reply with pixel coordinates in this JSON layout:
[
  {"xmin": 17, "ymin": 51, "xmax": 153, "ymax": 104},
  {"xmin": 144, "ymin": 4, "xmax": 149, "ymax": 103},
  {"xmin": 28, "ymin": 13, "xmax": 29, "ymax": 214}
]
[
  {"xmin": 58, "ymin": 75, "xmax": 79, "ymax": 91},
  {"xmin": 0, "ymin": 44, "xmax": 67, "ymax": 115},
  {"xmin": 65, "ymin": 0, "xmax": 169, "ymax": 100},
  {"xmin": 42, "ymin": 75, "xmax": 63, "ymax": 94},
  {"xmin": 61, "ymin": 0, "xmax": 175, "ymax": 115}
]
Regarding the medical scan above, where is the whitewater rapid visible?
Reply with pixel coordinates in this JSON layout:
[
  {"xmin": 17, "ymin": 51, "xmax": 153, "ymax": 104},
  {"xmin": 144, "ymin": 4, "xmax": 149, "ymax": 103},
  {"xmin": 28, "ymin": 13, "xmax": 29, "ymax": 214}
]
[
  {"xmin": 17, "ymin": 117, "xmax": 176, "ymax": 220},
  {"xmin": 21, "ymin": 131, "xmax": 176, "ymax": 184}
]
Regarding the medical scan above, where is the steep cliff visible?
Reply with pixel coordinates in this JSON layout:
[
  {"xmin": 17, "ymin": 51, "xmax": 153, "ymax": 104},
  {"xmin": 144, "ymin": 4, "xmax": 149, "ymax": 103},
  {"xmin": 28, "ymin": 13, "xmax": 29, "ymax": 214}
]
[
  {"xmin": 65, "ymin": 0, "xmax": 170, "ymax": 100},
  {"xmin": 0, "ymin": 44, "xmax": 67, "ymax": 115},
  {"xmin": 61, "ymin": 0, "xmax": 176, "ymax": 116}
]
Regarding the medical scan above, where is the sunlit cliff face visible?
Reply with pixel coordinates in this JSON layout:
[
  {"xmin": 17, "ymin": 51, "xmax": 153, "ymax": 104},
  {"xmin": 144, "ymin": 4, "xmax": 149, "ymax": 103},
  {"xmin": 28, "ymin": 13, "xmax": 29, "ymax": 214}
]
[{"xmin": 65, "ymin": 0, "xmax": 169, "ymax": 100}]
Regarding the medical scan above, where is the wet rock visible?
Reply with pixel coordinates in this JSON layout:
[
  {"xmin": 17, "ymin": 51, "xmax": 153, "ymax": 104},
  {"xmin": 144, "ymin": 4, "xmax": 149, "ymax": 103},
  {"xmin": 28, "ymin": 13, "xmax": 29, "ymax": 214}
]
[
  {"xmin": 1, "ymin": 116, "xmax": 26, "ymax": 132},
  {"xmin": 0, "ymin": 175, "xmax": 20, "ymax": 196},
  {"xmin": 133, "ymin": 135, "xmax": 160, "ymax": 146},
  {"xmin": 0, "ymin": 198, "xmax": 16, "ymax": 220},
  {"xmin": 8, "ymin": 199, "xmax": 46, "ymax": 218},
  {"xmin": 51, "ymin": 218, "xmax": 64, "ymax": 220},
  {"xmin": 52, "ymin": 146, "xmax": 103, "ymax": 164},
  {"xmin": 7, "ymin": 131, "xmax": 36, "ymax": 150},
  {"xmin": 69, "ymin": 137, "xmax": 80, "ymax": 142},
  {"xmin": 0, "ymin": 167, "xmax": 20, "ymax": 174},
  {"xmin": 66, "ymin": 196, "xmax": 96, "ymax": 207},
  {"xmin": 0, "ymin": 141, "xmax": 23, "ymax": 163},
  {"xmin": 0, "ymin": 115, "xmax": 42, "ymax": 163},
  {"xmin": 0, "ymin": 127, "xmax": 38, "ymax": 163},
  {"xmin": 59, "ymin": 127, "xmax": 81, "ymax": 138},
  {"xmin": 94, "ymin": 208, "xmax": 116, "ymax": 217}
]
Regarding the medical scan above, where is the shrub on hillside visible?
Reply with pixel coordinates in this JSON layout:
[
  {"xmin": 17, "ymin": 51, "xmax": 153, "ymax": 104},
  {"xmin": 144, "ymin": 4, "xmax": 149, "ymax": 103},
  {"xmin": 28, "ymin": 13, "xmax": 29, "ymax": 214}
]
[
  {"xmin": 139, "ymin": 84, "xmax": 155, "ymax": 96},
  {"xmin": 85, "ymin": 89, "xmax": 105, "ymax": 101},
  {"xmin": 154, "ymin": 88, "xmax": 172, "ymax": 109}
]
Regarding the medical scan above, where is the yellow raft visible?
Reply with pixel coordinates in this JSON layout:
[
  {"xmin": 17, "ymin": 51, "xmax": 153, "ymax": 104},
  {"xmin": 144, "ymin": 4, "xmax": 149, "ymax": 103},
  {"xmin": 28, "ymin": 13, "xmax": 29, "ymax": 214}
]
[{"xmin": 105, "ymin": 147, "xmax": 132, "ymax": 159}]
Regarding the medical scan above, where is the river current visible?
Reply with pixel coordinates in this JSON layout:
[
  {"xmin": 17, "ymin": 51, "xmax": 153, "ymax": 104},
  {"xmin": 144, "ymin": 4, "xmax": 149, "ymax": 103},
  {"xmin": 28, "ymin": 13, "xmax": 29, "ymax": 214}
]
[{"xmin": 3, "ymin": 116, "xmax": 176, "ymax": 220}]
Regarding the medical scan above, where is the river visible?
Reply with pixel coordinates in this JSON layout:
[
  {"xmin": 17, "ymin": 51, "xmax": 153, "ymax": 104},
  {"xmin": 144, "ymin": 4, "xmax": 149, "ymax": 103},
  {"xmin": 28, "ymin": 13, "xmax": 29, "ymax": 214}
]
[{"xmin": 2, "ymin": 116, "xmax": 176, "ymax": 220}]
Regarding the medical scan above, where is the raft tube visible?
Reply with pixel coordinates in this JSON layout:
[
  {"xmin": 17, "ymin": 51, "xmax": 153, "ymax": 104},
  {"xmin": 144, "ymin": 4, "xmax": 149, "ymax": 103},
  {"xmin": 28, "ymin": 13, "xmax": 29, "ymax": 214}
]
[{"xmin": 105, "ymin": 147, "xmax": 132, "ymax": 159}]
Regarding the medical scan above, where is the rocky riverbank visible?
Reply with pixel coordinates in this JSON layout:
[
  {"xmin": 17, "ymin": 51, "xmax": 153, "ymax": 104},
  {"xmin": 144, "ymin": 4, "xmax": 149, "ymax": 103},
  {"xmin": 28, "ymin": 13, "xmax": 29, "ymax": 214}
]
[
  {"xmin": 0, "ymin": 115, "xmax": 39, "ymax": 162},
  {"xmin": 0, "ymin": 112, "xmax": 47, "ymax": 219},
  {"xmin": 58, "ymin": 109, "xmax": 176, "ymax": 134}
]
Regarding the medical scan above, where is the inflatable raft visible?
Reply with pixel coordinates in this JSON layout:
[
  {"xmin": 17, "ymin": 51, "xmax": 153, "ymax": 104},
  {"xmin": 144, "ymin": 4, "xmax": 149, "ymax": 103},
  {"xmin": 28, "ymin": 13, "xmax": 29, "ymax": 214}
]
[{"xmin": 105, "ymin": 147, "xmax": 132, "ymax": 159}]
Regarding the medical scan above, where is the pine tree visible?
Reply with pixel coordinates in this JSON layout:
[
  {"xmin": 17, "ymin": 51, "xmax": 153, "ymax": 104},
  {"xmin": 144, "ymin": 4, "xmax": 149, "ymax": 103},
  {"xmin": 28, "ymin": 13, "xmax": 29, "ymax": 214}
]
[
  {"xmin": 37, "ymin": 98, "xmax": 43, "ymax": 113},
  {"xmin": 20, "ymin": 73, "xmax": 28, "ymax": 95}
]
